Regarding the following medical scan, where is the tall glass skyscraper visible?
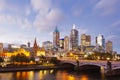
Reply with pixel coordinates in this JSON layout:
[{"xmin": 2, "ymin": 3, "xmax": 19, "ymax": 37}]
[
  {"xmin": 96, "ymin": 34, "xmax": 105, "ymax": 50},
  {"xmin": 70, "ymin": 24, "xmax": 78, "ymax": 50},
  {"xmin": 53, "ymin": 26, "xmax": 60, "ymax": 48}
]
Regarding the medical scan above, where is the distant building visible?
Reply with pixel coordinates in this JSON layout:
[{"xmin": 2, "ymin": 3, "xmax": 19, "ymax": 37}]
[
  {"xmin": 106, "ymin": 40, "xmax": 113, "ymax": 53},
  {"xmin": 20, "ymin": 44, "xmax": 27, "ymax": 48},
  {"xmin": 42, "ymin": 41, "xmax": 53, "ymax": 51},
  {"xmin": 0, "ymin": 43, "xmax": 3, "ymax": 54},
  {"xmin": 64, "ymin": 36, "xmax": 69, "ymax": 51},
  {"xmin": 59, "ymin": 38, "xmax": 64, "ymax": 49},
  {"xmin": 8, "ymin": 44, "xmax": 20, "ymax": 52},
  {"xmin": 53, "ymin": 26, "xmax": 60, "ymax": 48},
  {"xmin": 70, "ymin": 24, "xmax": 78, "ymax": 50},
  {"xmin": 96, "ymin": 34, "xmax": 105, "ymax": 51},
  {"xmin": 81, "ymin": 34, "xmax": 91, "ymax": 46},
  {"xmin": 28, "ymin": 42, "xmax": 30, "ymax": 48}
]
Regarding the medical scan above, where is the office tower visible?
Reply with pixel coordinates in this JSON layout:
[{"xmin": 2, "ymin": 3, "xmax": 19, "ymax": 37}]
[
  {"xmin": 81, "ymin": 34, "xmax": 91, "ymax": 46},
  {"xmin": 70, "ymin": 24, "xmax": 78, "ymax": 50},
  {"xmin": 64, "ymin": 36, "xmax": 69, "ymax": 51},
  {"xmin": 53, "ymin": 26, "xmax": 60, "ymax": 48},
  {"xmin": 28, "ymin": 42, "xmax": 30, "ymax": 48},
  {"xmin": 59, "ymin": 38, "xmax": 64, "ymax": 49},
  {"xmin": 0, "ymin": 43, "xmax": 3, "ymax": 54},
  {"xmin": 96, "ymin": 34, "xmax": 105, "ymax": 50},
  {"xmin": 42, "ymin": 41, "xmax": 53, "ymax": 51},
  {"xmin": 106, "ymin": 40, "xmax": 113, "ymax": 53}
]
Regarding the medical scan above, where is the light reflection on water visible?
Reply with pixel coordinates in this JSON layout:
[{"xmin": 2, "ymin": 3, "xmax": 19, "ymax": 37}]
[{"xmin": 0, "ymin": 70, "xmax": 119, "ymax": 80}]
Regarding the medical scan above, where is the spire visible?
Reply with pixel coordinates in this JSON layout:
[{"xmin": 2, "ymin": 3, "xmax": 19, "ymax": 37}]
[
  {"xmin": 73, "ymin": 24, "xmax": 76, "ymax": 29},
  {"xmin": 33, "ymin": 37, "xmax": 38, "ymax": 52},
  {"xmin": 54, "ymin": 26, "xmax": 59, "ymax": 32}
]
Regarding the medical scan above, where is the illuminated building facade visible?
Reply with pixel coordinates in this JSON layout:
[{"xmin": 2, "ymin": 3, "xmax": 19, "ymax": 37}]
[
  {"xmin": 36, "ymin": 47, "xmax": 45, "ymax": 56},
  {"xmin": 53, "ymin": 26, "xmax": 60, "ymax": 48},
  {"xmin": 81, "ymin": 34, "xmax": 91, "ymax": 46},
  {"xmin": 64, "ymin": 36, "xmax": 69, "ymax": 51},
  {"xmin": 96, "ymin": 34, "xmax": 105, "ymax": 49},
  {"xmin": 42, "ymin": 41, "xmax": 53, "ymax": 51},
  {"xmin": 106, "ymin": 40, "xmax": 113, "ymax": 53},
  {"xmin": 70, "ymin": 24, "xmax": 78, "ymax": 50},
  {"xmin": 59, "ymin": 38, "xmax": 64, "ymax": 49}
]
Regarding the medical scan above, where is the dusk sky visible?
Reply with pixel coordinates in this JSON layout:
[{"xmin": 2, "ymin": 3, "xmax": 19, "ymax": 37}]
[{"xmin": 0, "ymin": 0, "xmax": 120, "ymax": 53}]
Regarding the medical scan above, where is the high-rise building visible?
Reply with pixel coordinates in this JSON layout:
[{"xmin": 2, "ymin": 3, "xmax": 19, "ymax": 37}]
[
  {"xmin": 106, "ymin": 40, "xmax": 113, "ymax": 53},
  {"xmin": 64, "ymin": 36, "xmax": 69, "ymax": 51},
  {"xmin": 0, "ymin": 43, "xmax": 3, "ymax": 54},
  {"xmin": 96, "ymin": 34, "xmax": 105, "ymax": 51},
  {"xmin": 53, "ymin": 26, "xmax": 60, "ymax": 48},
  {"xmin": 70, "ymin": 24, "xmax": 78, "ymax": 50},
  {"xmin": 42, "ymin": 41, "xmax": 53, "ymax": 51},
  {"xmin": 59, "ymin": 38, "xmax": 64, "ymax": 49},
  {"xmin": 28, "ymin": 42, "xmax": 30, "ymax": 48},
  {"xmin": 81, "ymin": 34, "xmax": 91, "ymax": 46}
]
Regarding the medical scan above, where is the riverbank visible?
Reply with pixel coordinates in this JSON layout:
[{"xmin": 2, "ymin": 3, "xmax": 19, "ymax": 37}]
[{"xmin": 0, "ymin": 65, "xmax": 72, "ymax": 72}]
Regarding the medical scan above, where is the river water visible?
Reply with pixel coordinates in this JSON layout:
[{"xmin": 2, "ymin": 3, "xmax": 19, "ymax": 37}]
[{"xmin": 0, "ymin": 69, "xmax": 119, "ymax": 80}]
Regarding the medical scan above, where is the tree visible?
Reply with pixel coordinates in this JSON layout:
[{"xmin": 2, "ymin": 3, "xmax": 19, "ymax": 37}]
[
  {"xmin": 0, "ymin": 57, "xmax": 4, "ymax": 63},
  {"xmin": 50, "ymin": 57, "xmax": 60, "ymax": 65},
  {"xmin": 10, "ymin": 53, "xmax": 30, "ymax": 64}
]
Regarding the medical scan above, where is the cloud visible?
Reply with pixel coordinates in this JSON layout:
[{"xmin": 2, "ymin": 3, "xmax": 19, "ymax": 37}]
[
  {"xmin": 111, "ymin": 20, "xmax": 120, "ymax": 28},
  {"xmin": 0, "ymin": 14, "xmax": 32, "ymax": 29},
  {"xmin": 31, "ymin": 0, "xmax": 51, "ymax": 13},
  {"xmin": 72, "ymin": 8, "xmax": 83, "ymax": 17},
  {"xmin": 106, "ymin": 35, "xmax": 118, "ymax": 40},
  {"xmin": 93, "ymin": 0, "xmax": 120, "ymax": 16},
  {"xmin": 31, "ymin": 0, "xmax": 65, "ymax": 32},
  {"xmin": 106, "ymin": 35, "xmax": 120, "ymax": 44},
  {"xmin": 0, "ymin": 0, "xmax": 32, "ymax": 29},
  {"xmin": 0, "ymin": 0, "xmax": 6, "ymax": 11}
]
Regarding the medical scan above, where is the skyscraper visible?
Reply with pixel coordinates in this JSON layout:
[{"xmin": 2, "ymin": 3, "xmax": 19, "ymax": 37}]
[
  {"xmin": 106, "ymin": 40, "xmax": 113, "ymax": 53},
  {"xmin": 70, "ymin": 24, "xmax": 78, "ymax": 50},
  {"xmin": 81, "ymin": 34, "xmax": 91, "ymax": 46},
  {"xmin": 96, "ymin": 34, "xmax": 105, "ymax": 51},
  {"xmin": 64, "ymin": 36, "xmax": 69, "ymax": 51},
  {"xmin": 53, "ymin": 26, "xmax": 60, "ymax": 48}
]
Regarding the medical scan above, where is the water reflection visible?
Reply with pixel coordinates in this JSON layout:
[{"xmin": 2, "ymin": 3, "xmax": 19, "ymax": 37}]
[
  {"xmin": 0, "ymin": 70, "xmax": 120, "ymax": 80},
  {"xmin": 80, "ymin": 75, "xmax": 88, "ymax": 80}
]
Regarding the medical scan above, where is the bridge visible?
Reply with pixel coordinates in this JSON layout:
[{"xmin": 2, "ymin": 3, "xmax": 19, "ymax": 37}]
[{"xmin": 59, "ymin": 59, "xmax": 120, "ymax": 76}]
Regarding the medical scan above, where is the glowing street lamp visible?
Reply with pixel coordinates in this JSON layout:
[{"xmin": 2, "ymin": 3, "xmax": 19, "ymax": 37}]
[{"xmin": 106, "ymin": 57, "xmax": 110, "ymax": 60}]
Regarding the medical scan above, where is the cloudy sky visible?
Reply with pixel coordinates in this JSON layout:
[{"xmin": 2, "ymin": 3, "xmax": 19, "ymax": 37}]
[{"xmin": 0, "ymin": 0, "xmax": 120, "ymax": 53}]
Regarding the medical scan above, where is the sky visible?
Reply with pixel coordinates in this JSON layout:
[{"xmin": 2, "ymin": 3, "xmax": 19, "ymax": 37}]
[{"xmin": 0, "ymin": 0, "xmax": 120, "ymax": 53}]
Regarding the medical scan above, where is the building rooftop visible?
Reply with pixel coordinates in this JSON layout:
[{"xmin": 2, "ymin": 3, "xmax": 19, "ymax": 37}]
[{"xmin": 54, "ymin": 26, "xmax": 59, "ymax": 32}]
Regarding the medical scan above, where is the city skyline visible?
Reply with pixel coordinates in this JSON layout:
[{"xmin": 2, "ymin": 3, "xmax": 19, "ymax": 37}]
[{"xmin": 0, "ymin": 0, "xmax": 120, "ymax": 53}]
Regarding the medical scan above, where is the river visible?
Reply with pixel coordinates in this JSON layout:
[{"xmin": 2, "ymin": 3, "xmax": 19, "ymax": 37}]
[{"xmin": 0, "ymin": 69, "xmax": 119, "ymax": 80}]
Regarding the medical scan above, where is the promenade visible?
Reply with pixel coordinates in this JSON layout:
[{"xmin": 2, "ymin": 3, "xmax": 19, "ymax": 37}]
[{"xmin": 0, "ymin": 64, "xmax": 71, "ymax": 72}]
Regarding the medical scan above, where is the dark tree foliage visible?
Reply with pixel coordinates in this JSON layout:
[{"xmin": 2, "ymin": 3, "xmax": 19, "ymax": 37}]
[
  {"xmin": 50, "ymin": 57, "xmax": 60, "ymax": 65},
  {"xmin": 10, "ymin": 53, "xmax": 30, "ymax": 64},
  {"xmin": 0, "ymin": 57, "xmax": 4, "ymax": 63}
]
